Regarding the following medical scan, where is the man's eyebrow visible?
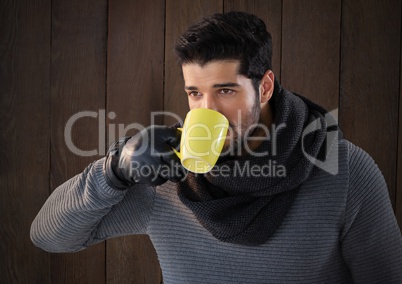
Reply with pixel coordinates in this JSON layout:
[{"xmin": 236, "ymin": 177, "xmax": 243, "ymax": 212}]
[
  {"xmin": 212, "ymin": 82, "xmax": 240, "ymax": 88},
  {"xmin": 184, "ymin": 82, "xmax": 240, "ymax": 90},
  {"xmin": 184, "ymin": 86, "xmax": 198, "ymax": 90}
]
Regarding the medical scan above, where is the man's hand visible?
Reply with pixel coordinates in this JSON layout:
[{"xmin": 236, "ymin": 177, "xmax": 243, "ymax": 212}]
[{"xmin": 103, "ymin": 125, "xmax": 185, "ymax": 190}]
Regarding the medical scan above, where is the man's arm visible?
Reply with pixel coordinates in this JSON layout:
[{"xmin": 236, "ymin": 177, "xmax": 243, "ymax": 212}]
[
  {"xmin": 31, "ymin": 125, "xmax": 183, "ymax": 253},
  {"xmin": 30, "ymin": 158, "xmax": 155, "ymax": 253},
  {"xmin": 341, "ymin": 143, "xmax": 402, "ymax": 283}
]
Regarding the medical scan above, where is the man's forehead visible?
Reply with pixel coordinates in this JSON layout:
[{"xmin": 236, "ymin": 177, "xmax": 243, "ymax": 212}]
[{"xmin": 182, "ymin": 60, "xmax": 243, "ymax": 86}]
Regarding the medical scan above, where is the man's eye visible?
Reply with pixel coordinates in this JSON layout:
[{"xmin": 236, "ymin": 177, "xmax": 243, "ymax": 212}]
[
  {"xmin": 188, "ymin": 91, "xmax": 202, "ymax": 97},
  {"xmin": 219, "ymin": 89, "xmax": 235, "ymax": 95}
]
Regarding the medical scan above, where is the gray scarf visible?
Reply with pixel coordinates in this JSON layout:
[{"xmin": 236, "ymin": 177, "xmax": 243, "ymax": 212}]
[{"xmin": 177, "ymin": 80, "xmax": 338, "ymax": 245}]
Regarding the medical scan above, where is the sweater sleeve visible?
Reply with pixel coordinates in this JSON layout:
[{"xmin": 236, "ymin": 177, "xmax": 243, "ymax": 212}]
[
  {"xmin": 30, "ymin": 158, "xmax": 156, "ymax": 253},
  {"xmin": 340, "ymin": 143, "xmax": 402, "ymax": 283}
]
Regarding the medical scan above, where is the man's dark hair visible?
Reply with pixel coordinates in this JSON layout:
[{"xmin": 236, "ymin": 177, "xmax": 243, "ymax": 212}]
[{"xmin": 174, "ymin": 11, "xmax": 273, "ymax": 91}]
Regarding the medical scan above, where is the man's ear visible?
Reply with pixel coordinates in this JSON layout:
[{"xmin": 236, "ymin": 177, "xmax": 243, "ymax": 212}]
[{"xmin": 259, "ymin": 70, "xmax": 275, "ymax": 104}]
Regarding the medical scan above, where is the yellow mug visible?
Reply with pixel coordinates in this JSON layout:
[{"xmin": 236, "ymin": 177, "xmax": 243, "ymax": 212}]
[{"xmin": 174, "ymin": 108, "xmax": 229, "ymax": 173}]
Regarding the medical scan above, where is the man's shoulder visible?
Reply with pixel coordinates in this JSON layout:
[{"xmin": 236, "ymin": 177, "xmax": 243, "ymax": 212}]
[
  {"xmin": 303, "ymin": 138, "xmax": 380, "ymax": 190},
  {"xmin": 340, "ymin": 139, "xmax": 379, "ymax": 171},
  {"xmin": 339, "ymin": 139, "xmax": 387, "ymax": 197}
]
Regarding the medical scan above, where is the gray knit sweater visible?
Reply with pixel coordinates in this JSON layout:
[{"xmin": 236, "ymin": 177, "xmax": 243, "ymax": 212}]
[{"xmin": 31, "ymin": 140, "xmax": 402, "ymax": 283}]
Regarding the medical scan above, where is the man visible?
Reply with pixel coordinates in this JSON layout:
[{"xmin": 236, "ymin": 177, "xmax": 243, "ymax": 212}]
[{"xmin": 31, "ymin": 12, "xmax": 402, "ymax": 283}]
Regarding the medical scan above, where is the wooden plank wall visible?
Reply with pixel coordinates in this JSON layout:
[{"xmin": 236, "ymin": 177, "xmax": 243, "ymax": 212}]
[
  {"xmin": 1, "ymin": 0, "xmax": 401, "ymax": 283},
  {"xmin": 1, "ymin": 1, "xmax": 51, "ymax": 283},
  {"xmin": 50, "ymin": 0, "xmax": 107, "ymax": 283}
]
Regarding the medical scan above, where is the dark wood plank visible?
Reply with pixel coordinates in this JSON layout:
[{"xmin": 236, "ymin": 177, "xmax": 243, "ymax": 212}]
[
  {"xmin": 224, "ymin": 0, "xmax": 282, "ymax": 80},
  {"xmin": 50, "ymin": 0, "xmax": 107, "ymax": 283},
  {"xmin": 0, "ymin": 0, "xmax": 51, "ymax": 283},
  {"xmin": 164, "ymin": 0, "xmax": 224, "ymax": 125},
  {"xmin": 281, "ymin": 0, "xmax": 341, "ymax": 111},
  {"xmin": 340, "ymin": 0, "xmax": 400, "ymax": 206},
  {"xmin": 107, "ymin": 236, "xmax": 162, "ymax": 284},
  {"xmin": 106, "ymin": 0, "xmax": 165, "ymax": 283},
  {"xmin": 397, "ymin": 39, "xmax": 402, "ymax": 229}
]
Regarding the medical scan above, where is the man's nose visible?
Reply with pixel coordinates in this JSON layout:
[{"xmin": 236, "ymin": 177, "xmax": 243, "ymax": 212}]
[{"xmin": 202, "ymin": 94, "xmax": 218, "ymax": 111}]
